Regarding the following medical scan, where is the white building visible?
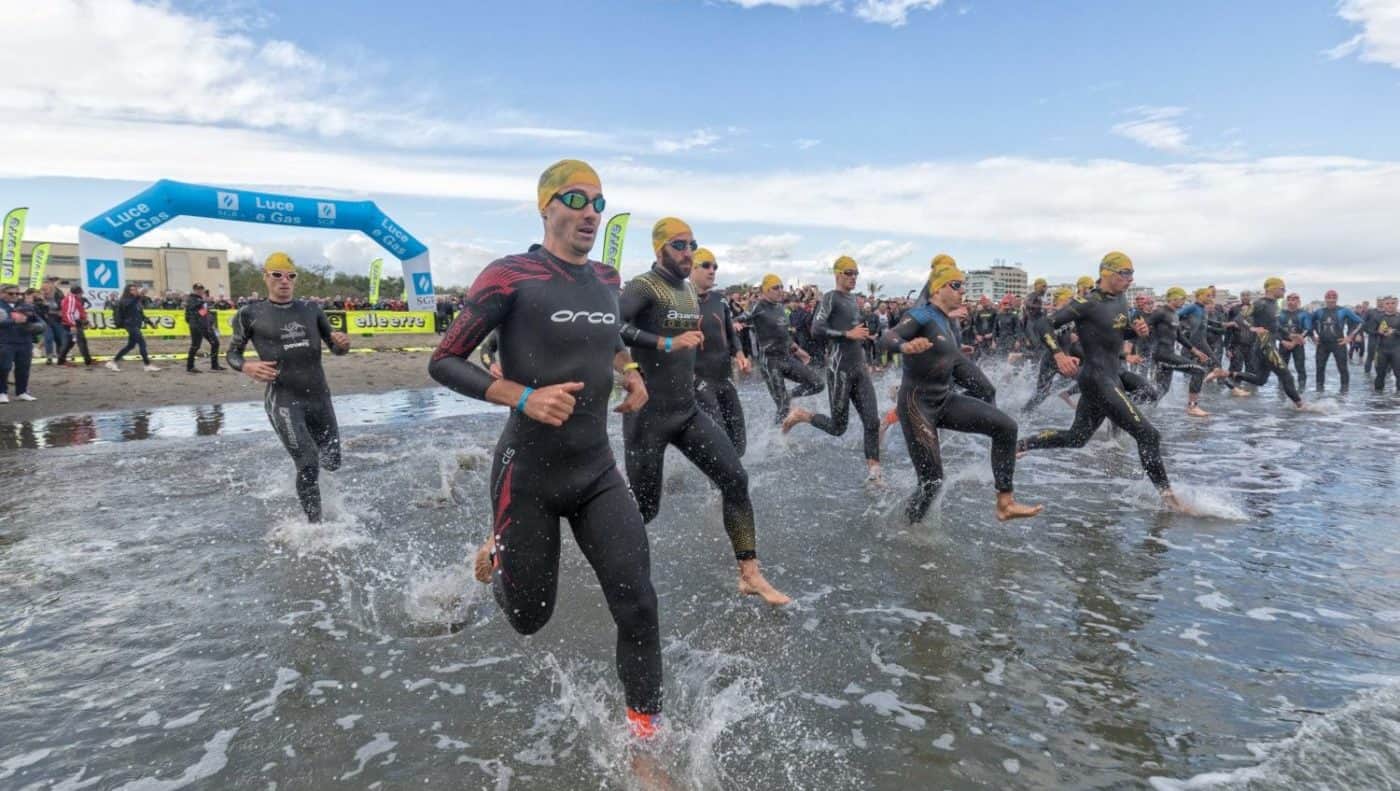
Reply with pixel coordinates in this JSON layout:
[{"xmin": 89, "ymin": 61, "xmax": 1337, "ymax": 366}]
[{"xmin": 963, "ymin": 264, "xmax": 1028, "ymax": 301}]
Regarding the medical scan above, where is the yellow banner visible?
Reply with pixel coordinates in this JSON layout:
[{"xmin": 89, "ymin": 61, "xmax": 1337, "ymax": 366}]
[
  {"xmin": 85, "ymin": 309, "xmax": 195, "ymax": 339},
  {"xmin": 1, "ymin": 207, "xmax": 27, "ymax": 285},
  {"xmin": 343, "ymin": 310, "xmax": 434, "ymax": 334},
  {"xmin": 367, "ymin": 258, "xmax": 383, "ymax": 304},
  {"xmin": 28, "ymin": 242, "xmax": 50, "ymax": 289}
]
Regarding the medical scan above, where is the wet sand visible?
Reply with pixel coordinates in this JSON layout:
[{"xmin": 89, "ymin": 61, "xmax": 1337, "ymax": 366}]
[{"xmin": 3, "ymin": 334, "xmax": 442, "ymax": 421}]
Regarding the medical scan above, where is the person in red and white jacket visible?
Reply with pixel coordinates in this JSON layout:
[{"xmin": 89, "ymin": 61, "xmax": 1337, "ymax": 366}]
[{"xmin": 59, "ymin": 285, "xmax": 93, "ymax": 366}]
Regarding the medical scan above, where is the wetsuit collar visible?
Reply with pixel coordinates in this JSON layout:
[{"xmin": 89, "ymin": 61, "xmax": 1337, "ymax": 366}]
[{"xmin": 650, "ymin": 262, "xmax": 686, "ymax": 287}]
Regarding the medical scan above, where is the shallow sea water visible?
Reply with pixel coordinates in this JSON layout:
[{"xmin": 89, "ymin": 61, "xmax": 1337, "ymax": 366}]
[{"xmin": 2, "ymin": 358, "xmax": 1398, "ymax": 790}]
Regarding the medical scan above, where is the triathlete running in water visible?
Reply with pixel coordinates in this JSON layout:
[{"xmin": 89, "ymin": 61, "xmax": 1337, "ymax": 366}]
[
  {"xmin": 428, "ymin": 160, "xmax": 662, "ymax": 738},
  {"xmin": 1148, "ymin": 286, "xmax": 1225, "ymax": 417},
  {"xmin": 1277, "ymin": 293, "xmax": 1313, "ymax": 389},
  {"xmin": 619, "ymin": 218, "xmax": 789, "ymax": 606},
  {"xmin": 783, "ymin": 256, "xmax": 884, "ymax": 482},
  {"xmin": 689, "ymin": 248, "xmax": 750, "ymax": 455},
  {"xmin": 227, "ymin": 252, "xmax": 351, "ymax": 522},
  {"xmin": 1017, "ymin": 252, "xmax": 1190, "ymax": 512},
  {"xmin": 1372, "ymin": 295, "xmax": 1400, "ymax": 393},
  {"xmin": 1311, "ymin": 290, "xmax": 1363, "ymax": 392},
  {"xmin": 881, "ymin": 263, "xmax": 1043, "ymax": 523},
  {"xmin": 744, "ymin": 274, "xmax": 823, "ymax": 422},
  {"xmin": 1226, "ymin": 277, "xmax": 1305, "ymax": 409}
]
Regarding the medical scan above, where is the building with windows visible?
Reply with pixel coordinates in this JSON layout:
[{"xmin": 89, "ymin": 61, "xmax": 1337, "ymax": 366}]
[
  {"xmin": 17, "ymin": 241, "xmax": 231, "ymax": 297},
  {"xmin": 963, "ymin": 264, "xmax": 1028, "ymax": 301},
  {"xmin": 1126, "ymin": 285, "xmax": 1158, "ymax": 302}
]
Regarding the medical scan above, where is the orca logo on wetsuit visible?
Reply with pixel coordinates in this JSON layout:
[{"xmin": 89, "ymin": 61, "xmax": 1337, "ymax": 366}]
[{"xmin": 550, "ymin": 310, "xmax": 617, "ymax": 325}]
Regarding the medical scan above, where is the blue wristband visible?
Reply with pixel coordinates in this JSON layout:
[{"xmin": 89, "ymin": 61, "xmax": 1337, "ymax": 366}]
[
  {"xmin": 664, "ymin": 336, "xmax": 673, "ymax": 353},
  {"xmin": 516, "ymin": 387, "xmax": 534, "ymax": 412}
]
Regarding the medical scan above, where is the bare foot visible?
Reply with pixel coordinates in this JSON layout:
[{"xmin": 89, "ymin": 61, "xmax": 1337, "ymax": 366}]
[
  {"xmin": 1230, "ymin": 386, "xmax": 1251, "ymax": 397},
  {"xmin": 1185, "ymin": 404, "xmax": 1210, "ymax": 418},
  {"xmin": 737, "ymin": 560, "xmax": 791, "ymax": 606},
  {"xmin": 781, "ymin": 407, "xmax": 812, "ymax": 434},
  {"xmin": 995, "ymin": 492, "xmax": 1044, "ymax": 521},
  {"xmin": 473, "ymin": 536, "xmax": 495, "ymax": 583},
  {"xmin": 1161, "ymin": 490, "xmax": 1197, "ymax": 515},
  {"xmin": 1204, "ymin": 368, "xmax": 1229, "ymax": 384}
]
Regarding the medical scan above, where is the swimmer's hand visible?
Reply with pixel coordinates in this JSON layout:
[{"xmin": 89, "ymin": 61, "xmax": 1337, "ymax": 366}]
[
  {"xmin": 489, "ymin": 362, "xmax": 503, "ymax": 379},
  {"xmin": 1132, "ymin": 318, "xmax": 1150, "ymax": 337},
  {"xmin": 1055, "ymin": 352, "xmax": 1080, "ymax": 377},
  {"xmin": 242, "ymin": 360, "xmax": 279, "ymax": 383},
  {"xmin": 524, "ymin": 381, "xmax": 585, "ymax": 427},
  {"xmin": 615, "ymin": 370, "xmax": 648, "ymax": 414},
  {"xmin": 845, "ymin": 326, "xmax": 871, "ymax": 341},
  {"xmin": 667, "ymin": 331, "xmax": 705, "ymax": 352},
  {"xmin": 330, "ymin": 331, "xmax": 351, "ymax": 352},
  {"xmin": 735, "ymin": 352, "xmax": 752, "ymax": 374},
  {"xmin": 900, "ymin": 338, "xmax": 933, "ymax": 355}
]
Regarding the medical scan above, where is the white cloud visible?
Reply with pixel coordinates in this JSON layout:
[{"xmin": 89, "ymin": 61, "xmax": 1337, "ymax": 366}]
[
  {"xmin": 1112, "ymin": 106, "xmax": 1191, "ymax": 153},
  {"xmin": 139, "ymin": 227, "xmax": 256, "ymax": 261},
  {"xmin": 654, "ymin": 130, "xmax": 722, "ymax": 154},
  {"xmin": 721, "ymin": 0, "xmax": 944, "ymax": 26},
  {"xmin": 25, "ymin": 224, "xmax": 80, "ymax": 244},
  {"xmin": 1328, "ymin": 0, "xmax": 1400, "ymax": 68},
  {"xmin": 795, "ymin": 138, "xmax": 822, "ymax": 150}
]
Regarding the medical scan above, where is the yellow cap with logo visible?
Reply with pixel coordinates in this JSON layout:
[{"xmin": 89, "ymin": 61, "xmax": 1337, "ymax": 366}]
[
  {"xmin": 1100, "ymin": 251, "xmax": 1134, "ymax": 277},
  {"xmin": 537, "ymin": 159, "xmax": 601, "ymax": 213},
  {"xmin": 652, "ymin": 217, "xmax": 693, "ymax": 254},
  {"xmin": 263, "ymin": 252, "xmax": 295, "ymax": 272}
]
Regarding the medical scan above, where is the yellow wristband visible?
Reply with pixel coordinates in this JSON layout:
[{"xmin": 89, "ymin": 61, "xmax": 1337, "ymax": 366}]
[{"xmin": 623, "ymin": 362, "xmax": 641, "ymax": 372}]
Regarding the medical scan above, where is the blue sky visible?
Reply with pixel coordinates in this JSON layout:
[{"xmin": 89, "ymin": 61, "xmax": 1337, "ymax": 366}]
[{"xmin": 3, "ymin": 0, "xmax": 1399, "ymax": 300}]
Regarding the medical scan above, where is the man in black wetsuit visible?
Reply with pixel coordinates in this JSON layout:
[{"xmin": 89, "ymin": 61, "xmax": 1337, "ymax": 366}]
[
  {"xmin": 1225, "ymin": 290, "xmax": 1254, "ymax": 394},
  {"xmin": 620, "ymin": 218, "xmax": 789, "ymax": 606},
  {"xmin": 1311, "ymin": 290, "xmax": 1363, "ymax": 392},
  {"xmin": 1361, "ymin": 301, "xmax": 1385, "ymax": 376},
  {"xmin": 1022, "ymin": 288, "xmax": 1080, "ymax": 413},
  {"xmin": 970, "ymin": 295, "xmax": 998, "ymax": 359},
  {"xmin": 993, "ymin": 295, "xmax": 1022, "ymax": 358},
  {"xmin": 185, "ymin": 284, "xmax": 224, "ymax": 373},
  {"xmin": 227, "ymin": 252, "xmax": 351, "ymax": 522},
  {"xmin": 1372, "ymin": 295, "xmax": 1400, "ymax": 393},
  {"xmin": 1226, "ymin": 277, "xmax": 1305, "ymax": 409},
  {"xmin": 1018, "ymin": 252, "xmax": 1190, "ymax": 512},
  {"xmin": 427, "ymin": 160, "xmax": 662, "ymax": 739},
  {"xmin": 1277, "ymin": 293, "xmax": 1312, "ymax": 389},
  {"xmin": 783, "ymin": 255, "xmax": 884, "ymax": 483},
  {"xmin": 689, "ymin": 247, "xmax": 750, "ymax": 455},
  {"xmin": 881, "ymin": 264, "xmax": 1043, "ymax": 523},
  {"xmin": 745, "ymin": 274, "xmax": 823, "ymax": 422},
  {"xmin": 1076, "ymin": 276, "xmax": 1094, "ymax": 299},
  {"xmin": 1148, "ymin": 286, "xmax": 1224, "ymax": 417}
]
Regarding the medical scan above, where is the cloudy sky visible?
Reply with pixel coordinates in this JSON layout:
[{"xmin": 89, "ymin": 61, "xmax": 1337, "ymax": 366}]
[{"xmin": 3, "ymin": 0, "xmax": 1399, "ymax": 301}]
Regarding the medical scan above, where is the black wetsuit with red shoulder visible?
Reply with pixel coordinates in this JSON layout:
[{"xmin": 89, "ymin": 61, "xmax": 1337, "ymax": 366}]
[{"xmin": 428, "ymin": 246, "xmax": 662, "ymax": 715}]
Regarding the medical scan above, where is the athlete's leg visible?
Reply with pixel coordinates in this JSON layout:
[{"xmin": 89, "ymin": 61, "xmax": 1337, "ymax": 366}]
[
  {"xmin": 622, "ymin": 411, "xmax": 671, "ymax": 524},
  {"xmin": 1288, "ymin": 344, "xmax": 1307, "ymax": 387},
  {"xmin": 714, "ymin": 378, "xmax": 747, "ymax": 457},
  {"xmin": 953, "ymin": 356, "xmax": 997, "ymax": 405},
  {"xmin": 1022, "ymin": 354, "xmax": 1060, "ymax": 413},
  {"xmin": 803, "ymin": 364, "xmax": 849, "ymax": 436},
  {"xmin": 672, "ymin": 411, "xmax": 756, "ymax": 560},
  {"xmin": 937, "ymin": 393, "xmax": 1018, "ymax": 493},
  {"xmin": 305, "ymin": 393, "xmax": 342, "ymax": 472},
  {"xmin": 1018, "ymin": 382, "xmax": 1108, "ymax": 451},
  {"xmin": 778, "ymin": 355, "xmax": 824, "ymax": 399},
  {"xmin": 1121, "ymin": 369, "xmax": 1161, "ymax": 404},
  {"xmin": 897, "ymin": 385, "xmax": 944, "ymax": 522},
  {"xmin": 265, "ymin": 389, "xmax": 323, "ymax": 522},
  {"xmin": 1153, "ymin": 363, "xmax": 1174, "ymax": 399},
  {"xmin": 1097, "ymin": 380, "xmax": 1170, "ymax": 491},
  {"xmin": 759, "ymin": 355, "xmax": 791, "ymax": 422},
  {"xmin": 567, "ymin": 470, "xmax": 663, "ymax": 714},
  {"xmin": 850, "ymin": 368, "xmax": 882, "ymax": 462},
  {"xmin": 486, "ymin": 448, "xmax": 562, "ymax": 635}
]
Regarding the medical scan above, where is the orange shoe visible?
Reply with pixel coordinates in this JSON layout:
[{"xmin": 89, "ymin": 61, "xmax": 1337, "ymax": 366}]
[{"xmin": 626, "ymin": 708, "xmax": 661, "ymax": 741}]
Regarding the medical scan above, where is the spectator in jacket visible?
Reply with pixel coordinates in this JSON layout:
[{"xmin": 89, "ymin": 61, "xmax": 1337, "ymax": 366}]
[
  {"xmin": 107, "ymin": 284, "xmax": 160, "ymax": 372},
  {"xmin": 59, "ymin": 285, "xmax": 93, "ymax": 366},
  {"xmin": 1, "ymin": 284, "xmax": 44, "ymax": 402},
  {"xmin": 185, "ymin": 283, "xmax": 224, "ymax": 373}
]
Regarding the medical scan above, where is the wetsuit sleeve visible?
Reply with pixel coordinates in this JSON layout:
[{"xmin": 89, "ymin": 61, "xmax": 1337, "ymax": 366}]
[
  {"xmin": 880, "ymin": 313, "xmax": 923, "ymax": 352},
  {"xmin": 317, "ymin": 308, "xmax": 347, "ymax": 356},
  {"xmin": 618, "ymin": 277, "xmax": 663, "ymax": 350},
  {"xmin": 1301, "ymin": 312, "xmax": 1314, "ymax": 337},
  {"xmin": 429, "ymin": 261, "xmax": 518, "ymax": 400},
  {"xmin": 226, "ymin": 307, "xmax": 253, "ymax": 371},
  {"xmin": 723, "ymin": 301, "xmax": 741, "ymax": 357},
  {"xmin": 1341, "ymin": 308, "xmax": 1363, "ymax": 330},
  {"xmin": 1048, "ymin": 297, "xmax": 1087, "ymax": 331},
  {"xmin": 812, "ymin": 291, "xmax": 844, "ymax": 339}
]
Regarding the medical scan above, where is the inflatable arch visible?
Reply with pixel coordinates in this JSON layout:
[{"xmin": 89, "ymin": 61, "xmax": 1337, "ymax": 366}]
[{"xmin": 78, "ymin": 179, "xmax": 434, "ymax": 309}]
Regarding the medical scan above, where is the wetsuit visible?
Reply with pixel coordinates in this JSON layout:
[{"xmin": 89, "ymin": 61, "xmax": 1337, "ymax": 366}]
[
  {"xmin": 185, "ymin": 293, "xmax": 222, "ymax": 371},
  {"xmin": 1178, "ymin": 302, "xmax": 1222, "ymax": 368},
  {"xmin": 807, "ymin": 288, "xmax": 881, "ymax": 461},
  {"xmin": 1362, "ymin": 308, "xmax": 1383, "ymax": 374},
  {"xmin": 994, "ymin": 309, "xmax": 1021, "ymax": 356},
  {"xmin": 694, "ymin": 289, "xmax": 746, "ymax": 456},
  {"xmin": 1229, "ymin": 297, "xmax": 1302, "ymax": 404},
  {"xmin": 427, "ymin": 247, "xmax": 661, "ymax": 716},
  {"xmin": 619, "ymin": 265, "xmax": 758, "ymax": 561},
  {"xmin": 1276, "ymin": 308, "xmax": 1313, "ymax": 387},
  {"xmin": 1312, "ymin": 305, "xmax": 1363, "ymax": 390},
  {"xmin": 1227, "ymin": 301, "xmax": 1253, "ymax": 376},
  {"xmin": 883, "ymin": 304, "xmax": 1021, "ymax": 522},
  {"xmin": 1019, "ymin": 289, "xmax": 1170, "ymax": 491},
  {"xmin": 227, "ymin": 299, "xmax": 348, "ymax": 522},
  {"xmin": 971, "ymin": 306, "xmax": 998, "ymax": 358},
  {"xmin": 1021, "ymin": 311, "xmax": 1061, "ymax": 413},
  {"xmin": 1148, "ymin": 304, "xmax": 1209, "ymax": 397},
  {"xmin": 1021, "ymin": 290, "xmax": 1047, "ymax": 350},
  {"xmin": 744, "ymin": 299, "xmax": 823, "ymax": 421},
  {"xmin": 1373, "ymin": 311, "xmax": 1400, "ymax": 392}
]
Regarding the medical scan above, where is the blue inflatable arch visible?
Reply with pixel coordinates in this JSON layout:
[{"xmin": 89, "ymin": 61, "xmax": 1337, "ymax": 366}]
[{"xmin": 77, "ymin": 179, "xmax": 434, "ymax": 309}]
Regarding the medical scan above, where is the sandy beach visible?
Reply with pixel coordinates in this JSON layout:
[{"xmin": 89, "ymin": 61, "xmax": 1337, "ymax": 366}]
[{"xmin": 2, "ymin": 333, "xmax": 443, "ymax": 422}]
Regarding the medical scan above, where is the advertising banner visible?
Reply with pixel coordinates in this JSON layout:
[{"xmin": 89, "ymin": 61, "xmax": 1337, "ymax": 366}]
[
  {"xmin": 28, "ymin": 242, "xmax": 50, "ymax": 289},
  {"xmin": 343, "ymin": 310, "xmax": 433, "ymax": 334},
  {"xmin": 2, "ymin": 207, "xmax": 28, "ymax": 285},
  {"xmin": 602, "ymin": 213, "xmax": 629, "ymax": 271},
  {"xmin": 86, "ymin": 308, "xmax": 435, "ymax": 338},
  {"xmin": 367, "ymin": 258, "xmax": 383, "ymax": 304}
]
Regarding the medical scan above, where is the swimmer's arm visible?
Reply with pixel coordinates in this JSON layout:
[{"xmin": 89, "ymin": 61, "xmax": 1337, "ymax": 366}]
[
  {"xmin": 317, "ymin": 308, "xmax": 348, "ymax": 355},
  {"xmin": 225, "ymin": 308, "xmax": 252, "ymax": 371},
  {"xmin": 1048, "ymin": 298, "xmax": 1084, "ymax": 330},
  {"xmin": 879, "ymin": 315, "xmax": 920, "ymax": 352},
  {"xmin": 812, "ymin": 292, "xmax": 844, "ymax": 339},
  {"xmin": 429, "ymin": 269, "xmax": 514, "ymax": 401},
  {"xmin": 617, "ymin": 278, "xmax": 664, "ymax": 350},
  {"xmin": 722, "ymin": 302, "xmax": 741, "ymax": 356}
]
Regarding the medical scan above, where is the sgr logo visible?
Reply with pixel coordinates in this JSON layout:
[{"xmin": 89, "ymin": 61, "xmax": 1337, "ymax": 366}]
[
  {"xmin": 86, "ymin": 259, "xmax": 118, "ymax": 288},
  {"xmin": 413, "ymin": 273, "xmax": 433, "ymax": 295},
  {"xmin": 550, "ymin": 310, "xmax": 617, "ymax": 324},
  {"xmin": 217, "ymin": 191, "xmax": 239, "ymax": 212},
  {"xmin": 317, "ymin": 202, "xmax": 336, "ymax": 221}
]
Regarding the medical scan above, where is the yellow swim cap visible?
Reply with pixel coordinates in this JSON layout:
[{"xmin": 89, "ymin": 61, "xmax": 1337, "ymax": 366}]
[
  {"xmin": 1166, "ymin": 286, "xmax": 1187, "ymax": 301},
  {"xmin": 761, "ymin": 274, "xmax": 783, "ymax": 291},
  {"xmin": 928, "ymin": 266, "xmax": 967, "ymax": 295},
  {"xmin": 1264, "ymin": 276, "xmax": 1285, "ymax": 291},
  {"xmin": 1033, "ymin": 277, "xmax": 1048, "ymax": 289},
  {"xmin": 1076, "ymin": 275, "xmax": 1094, "ymax": 289},
  {"xmin": 537, "ymin": 159, "xmax": 601, "ymax": 213},
  {"xmin": 930, "ymin": 253, "xmax": 956, "ymax": 272},
  {"xmin": 1194, "ymin": 287, "xmax": 1212, "ymax": 301},
  {"xmin": 693, "ymin": 248, "xmax": 716, "ymax": 268},
  {"xmin": 1053, "ymin": 287, "xmax": 1074, "ymax": 303},
  {"xmin": 832, "ymin": 255, "xmax": 858, "ymax": 274},
  {"xmin": 1100, "ymin": 251, "xmax": 1134, "ymax": 276},
  {"xmin": 263, "ymin": 252, "xmax": 295, "ymax": 272},
  {"xmin": 652, "ymin": 217, "xmax": 693, "ymax": 254}
]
